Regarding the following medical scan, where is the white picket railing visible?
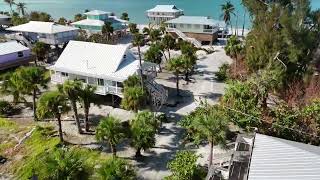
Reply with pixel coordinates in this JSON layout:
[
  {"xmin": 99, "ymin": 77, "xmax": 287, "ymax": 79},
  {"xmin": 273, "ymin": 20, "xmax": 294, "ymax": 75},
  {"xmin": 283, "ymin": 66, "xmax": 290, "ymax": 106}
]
[{"xmin": 166, "ymin": 28, "xmax": 202, "ymax": 47}]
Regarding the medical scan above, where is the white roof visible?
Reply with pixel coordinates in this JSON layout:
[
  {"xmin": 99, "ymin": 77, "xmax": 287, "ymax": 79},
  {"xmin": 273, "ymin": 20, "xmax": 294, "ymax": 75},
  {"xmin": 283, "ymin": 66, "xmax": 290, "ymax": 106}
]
[
  {"xmin": 72, "ymin": 19, "xmax": 105, "ymax": 27},
  {"xmin": 166, "ymin": 16, "xmax": 225, "ymax": 26},
  {"xmin": 6, "ymin": 21, "xmax": 79, "ymax": 34},
  {"xmin": 84, "ymin": 10, "xmax": 111, "ymax": 16},
  {"xmin": 248, "ymin": 133, "xmax": 320, "ymax": 180},
  {"xmin": 0, "ymin": 41, "xmax": 29, "ymax": 55},
  {"xmin": 147, "ymin": 5, "xmax": 183, "ymax": 13},
  {"xmin": 50, "ymin": 41, "xmax": 140, "ymax": 81},
  {"xmin": 0, "ymin": 14, "xmax": 10, "ymax": 19}
]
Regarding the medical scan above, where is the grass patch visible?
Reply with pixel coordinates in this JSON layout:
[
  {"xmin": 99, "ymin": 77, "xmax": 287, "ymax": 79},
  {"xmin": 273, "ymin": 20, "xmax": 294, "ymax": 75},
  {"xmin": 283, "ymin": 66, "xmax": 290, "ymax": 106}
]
[{"xmin": 0, "ymin": 118, "xmax": 18, "ymax": 132}]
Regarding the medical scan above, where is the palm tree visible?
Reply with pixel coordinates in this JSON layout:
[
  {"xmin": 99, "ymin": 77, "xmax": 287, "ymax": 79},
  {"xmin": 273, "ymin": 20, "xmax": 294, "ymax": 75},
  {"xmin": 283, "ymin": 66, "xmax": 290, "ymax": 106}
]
[
  {"xmin": 142, "ymin": 27, "xmax": 150, "ymax": 35},
  {"xmin": 166, "ymin": 56, "xmax": 185, "ymax": 96},
  {"xmin": 102, "ymin": 22, "xmax": 114, "ymax": 42},
  {"xmin": 0, "ymin": 72, "xmax": 25, "ymax": 104},
  {"xmin": 130, "ymin": 111, "xmax": 157, "ymax": 157},
  {"xmin": 121, "ymin": 86, "xmax": 146, "ymax": 112},
  {"xmin": 16, "ymin": 2, "xmax": 26, "ymax": 16},
  {"xmin": 149, "ymin": 29, "xmax": 161, "ymax": 43},
  {"xmin": 120, "ymin": 12, "xmax": 129, "ymax": 21},
  {"xmin": 161, "ymin": 34, "xmax": 175, "ymax": 60},
  {"xmin": 132, "ymin": 33, "xmax": 145, "ymax": 89},
  {"xmin": 193, "ymin": 105, "xmax": 228, "ymax": 166},
  {"xmin": 96, "ymin": 116, "xmax": 125, "ymax": 157},
  {"xmin": 128, "ymin": 23, "xmax": 138, "ymax": 34},
  {"xmin": 97, "ymin": 158, "xmax": 136, "ymax": 180},
  {"xmin": 221, "ymin": 1, "xmax": 235, "ymax": 37},
  {"xmin": 16, "ymin": 67, "xmax": 49, "ymax": 121},
  {"xmin": 32, "ymin": 42, "xmax": 49, "ymax": 66},
  {"xmin": 4, "ymin": 0, "xmax": 15, "ymax": 14},
  {"xmin": 57, "ymin": 17, "xmax": 67, "ymax": 25},
  {"xmin": 144, "ymin": 43, "xmax": 163, "ymax": 71},
  {"xmin": 27, "ymin": 148, "xmax": 91, "ymax": 179},
  {"xmin": 78, "ymin": 85, "xmax": 96, "ymax": 132},
  {"xmin": 58, "ymin": 80, "xmax": 83, "ymax": 134},
  {"xmin": 123, "ymin": 74, "xmax": 141, "ymax": 88},
  {"xmin": 37, "ymin": 91, "xmax": 68, "ymax": 143}
]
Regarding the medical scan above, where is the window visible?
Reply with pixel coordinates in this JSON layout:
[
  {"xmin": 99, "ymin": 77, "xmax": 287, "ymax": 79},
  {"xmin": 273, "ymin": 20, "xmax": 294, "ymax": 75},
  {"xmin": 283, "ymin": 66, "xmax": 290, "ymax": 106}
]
[
  {"xmin": 187, "ymin": 24, "xmax": 192, "ymax": 28},
  {"xmin": 17, "ymin": 51, "xmax": 23, "ymax": 57},
  {"xmin": 112, "ymin": 81, "xmax": 117, "ymax": 86},
  {"xmin": 194, "ymin": 24, "xmax": 200, "ymax": 29},
  {"xmin": 117, "ymin": 82, "xmax": 123, "ymax": 88},
  {"xmin": 180, "ymin": 24, "xmax": 184, "ymax": 28},
  {"xmin": 98, "ymin": 79, "xmax": 104, "ymax": 86},
  {"xmin": 88, "ymin": 77, "xmax": 96, "ymax": 85},
  {"xmin": 61, "ymin": 72, "xmax": 68, "ymax": 77}
]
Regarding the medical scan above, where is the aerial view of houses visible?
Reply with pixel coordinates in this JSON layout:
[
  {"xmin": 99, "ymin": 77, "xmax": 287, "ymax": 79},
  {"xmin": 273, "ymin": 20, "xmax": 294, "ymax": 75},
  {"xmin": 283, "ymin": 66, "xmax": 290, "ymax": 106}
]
[{"xmin": 1, "ymin": 0, "xmax": 320, "ymax": 180}]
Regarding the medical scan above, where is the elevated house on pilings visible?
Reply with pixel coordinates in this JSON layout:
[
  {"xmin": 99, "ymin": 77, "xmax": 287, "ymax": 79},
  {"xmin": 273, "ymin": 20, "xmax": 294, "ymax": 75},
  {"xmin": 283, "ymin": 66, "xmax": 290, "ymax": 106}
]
[
  {"xmin": 5, "ymin": 21, "xmax": 79, "ymax": 48},
  {"xmin": 48, "ymin": 40, "xmax": 168, "ymax": 109}
]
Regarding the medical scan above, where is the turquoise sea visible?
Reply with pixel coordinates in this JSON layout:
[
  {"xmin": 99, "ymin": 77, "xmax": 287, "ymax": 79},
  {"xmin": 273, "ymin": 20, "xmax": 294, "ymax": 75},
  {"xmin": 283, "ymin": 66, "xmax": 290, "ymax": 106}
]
[{"xmin": 1, "ymin": 0, "xmax": 320, "ymax": 28}]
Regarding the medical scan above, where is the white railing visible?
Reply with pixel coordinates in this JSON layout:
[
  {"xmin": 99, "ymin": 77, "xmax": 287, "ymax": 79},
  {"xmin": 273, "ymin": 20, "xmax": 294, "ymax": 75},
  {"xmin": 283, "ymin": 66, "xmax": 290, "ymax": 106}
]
[
  {"xmin": 166, "ymin": 28, "xmax": 201, "ymax": 47},
  {"xmin": 51, "ymin": 74, "xmax": 69, "ymax": 83}
]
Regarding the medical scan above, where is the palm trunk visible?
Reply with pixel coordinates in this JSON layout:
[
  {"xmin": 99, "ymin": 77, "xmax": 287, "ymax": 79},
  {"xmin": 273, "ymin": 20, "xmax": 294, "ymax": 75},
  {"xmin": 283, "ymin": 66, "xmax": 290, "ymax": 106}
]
[
  {"xmin": 135, "ymin": 147, "xmax": 142, "ymax": 157},
  {"xmin": 138, "ymin": 45, "xmax": 144, "ymax": 91},
  {"xmin": 185, "ymin": 71, "xmax": 189, "ymax": 84},
  {"xmin": 209, "ymin": 140, "xmax": 214, "ymax": 166},
  {"xmin": 32, "ymin": 88, "xmax": 37, "ymax": 121},
  {"xmin": 110, "ymin": 143, "xmax": 117, "ymax": 157},
  {"xmin": 162, "ymin": 50, "xmax": 168, "ymax": 62},
  {"xmin": 71, "ymin": 100, "xmax": 82, "ymax": 134},
  {"xmin": 168, "ymin": 49, "xmax": 171, "ymax": 59},
  {"xmin": 84, "ymin": 104, "xmax": 89, "ymax": 132},
  {"xmin": 176, "ymin": 73, "xmax": 180, "ymax": 96},
  {"xmin": 57, "ymin": 115, "xmax": 64, "ymax": 143},
  {"xmin": 158, "ymin": 64, "xmax": 162, "ymax": 72},
  {"xmin": 34, "ymin": 57, "xmax": 38, "ymax": 66}
]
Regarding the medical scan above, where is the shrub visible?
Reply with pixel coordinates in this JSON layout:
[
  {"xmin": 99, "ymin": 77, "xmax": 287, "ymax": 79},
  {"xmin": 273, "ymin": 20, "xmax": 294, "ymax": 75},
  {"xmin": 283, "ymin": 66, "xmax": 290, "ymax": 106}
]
[
  {"xmin": 97, "ymin": 158, "xmax": 136, "ymax": 180},
  {"xmin": 0, "ymin": 100, "xmax": 13, "ymax": 116},
  {"xmin": 215, "ymin": 63, "xmax": 230, "ymax": 81}
]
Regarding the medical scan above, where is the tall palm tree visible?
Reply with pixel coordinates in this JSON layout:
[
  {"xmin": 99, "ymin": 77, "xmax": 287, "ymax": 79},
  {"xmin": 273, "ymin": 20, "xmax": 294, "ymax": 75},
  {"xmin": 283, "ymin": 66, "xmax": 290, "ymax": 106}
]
[
  {"xmin": 193, "ymin": 105, "xmax": 228, "ymax": 166},
  {"xmin": 130, "ymin": 111, "xmax": 157, "ymax": 157},
  {"xmin": 16, "ymin": 67, "xmax": 49, "ymax": 121},
  {"xmin": 221, "ymin": 1, "xmax": 235, "ymax": 37},
  {"xmin": 4, "ymin": 0, "xmax": 15, "ymax": 14},
  {"xmin": 32, "ymin": 42, "xmax": 49, "ymax": 66},
  {"xmin": 58, "ymin": 80, "xmax": 83, "ymax": 134},
  {"xmin": 161, "ymin": 34, "xmax": 175, "ymax": 60},
  {"xmin": 149, "ymin": 29, "xmax": 161, "ymax": 43},
  {"xmin": 96, "ymin": 116, "xmax": 125, "ymax": 157},
  {"xmin": 144, "ymin": 43, "xmax": 163, "ymax": 71},
  {"xmin": 78, "ymin": 85, "xmax": 96, "ymax": 132},
  {"xmin": 166, "ymin": 56, "xmax": 185, "ymax": 96},
  {"xmin": 0, "ymin": 71, "xmax": 26, "ymax": 104},
  {"xmin": 37, "ymin": 91, "xmax": 68, "ymax": 143},
  {"xmin": 102, "ymin": 22, "xmax": 114, "ymax": 42},
  {"xmin": 16, "ymin": 2, "xmax": 26, "ymax": 16},
  {"xmin": 121, "ymin": 86, "xmax": 146, "ymax": 112},
  {"xmin": 132, "ymin": 33, "xmax": 145, "ymax": 89}
]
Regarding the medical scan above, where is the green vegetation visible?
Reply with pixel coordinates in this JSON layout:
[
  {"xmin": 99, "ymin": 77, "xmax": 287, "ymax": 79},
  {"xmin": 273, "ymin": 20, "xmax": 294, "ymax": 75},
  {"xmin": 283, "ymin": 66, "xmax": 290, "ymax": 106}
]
[
  {"xmin": 97, "ymin": 157, "xmax": 136, "ymax": 180},
  {"xmin": 144, "ymin": 43, "xmax": 163, "ymax": 71},
  {"xmin": 0, "ymin": 100, "xmax": 13, "ymax": 117},
  {"xmin": 78, "ymin": 85, "xmax": 96, "ymax": 132},
  {"xmin": 221, "ymin": 1, "xmax": 235, "ymax": 36},
  {"xmin": 120, "ymin": 12, "xmax": 130, "ymax": 21},
  {"xmin": 96, "ymin": 116, "xmax": 125, "ymax": 157},
  {"xmin": 130, "ymin": 111, "xmax": 157, "ymax": 157},
  {"xmin": 32, "ymin": 42, "xmax": 50, "ymax": 65},
  {"xmin": 166, "ymin": 56, "xmax": 186, "ymax": 96},
  {"xmin": 215, "ymin": 63, "xmax": 230, "ymax": 81},
  {"xmin": 166, "ymin": 150, "xmax": 205, "ymax": 180}
]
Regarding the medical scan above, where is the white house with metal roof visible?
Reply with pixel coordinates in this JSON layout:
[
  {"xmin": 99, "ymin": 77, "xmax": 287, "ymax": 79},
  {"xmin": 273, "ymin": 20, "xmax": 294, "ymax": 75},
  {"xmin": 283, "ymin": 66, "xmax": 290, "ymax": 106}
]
[
  {"xmin": 5, "ymin": 21, "xmax": 79, "ymax": 46},
  {"xmin": 165, "ymin": 16, "xmax": 226, "ymax": 45},
  {"xmin": 0, "ymin": 41, "xmax": 31, "ymax": 70},
  {"xmin": 0, "ymin": 14, "xmax": 11, "ymax": 26},
  {"xmin": 146, "ymin": 5, "xmax": 184, "ymax": 25},
  {"xmin": 72, "ymin": 10, "xmax": 127, "ymax": 33},
  {"xmin": 48, "ymin": 41, "xmax": 158, "ymax": 97}
]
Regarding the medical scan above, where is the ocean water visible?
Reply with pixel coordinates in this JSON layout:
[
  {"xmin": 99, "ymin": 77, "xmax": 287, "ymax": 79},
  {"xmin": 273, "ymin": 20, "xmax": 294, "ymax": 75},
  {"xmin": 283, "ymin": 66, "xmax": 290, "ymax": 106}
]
[{"xmin": 1, "ymin": 0, "xmax": 320, "ymax": 28}]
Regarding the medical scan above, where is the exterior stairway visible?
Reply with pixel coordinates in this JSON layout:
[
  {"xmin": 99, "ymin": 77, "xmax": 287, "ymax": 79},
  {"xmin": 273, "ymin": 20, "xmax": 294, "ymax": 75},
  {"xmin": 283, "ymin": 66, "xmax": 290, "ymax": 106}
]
[
  {"xmin": 145, "ymin": 79, "xmax": 168, "ymax": 111},
  {"xmin": 5, "ymin": 33, "xmax": 33, "ymax": 48},
  {"xmin": 167, "ymin": 28, "xmax": 202, "ymax": 47}
]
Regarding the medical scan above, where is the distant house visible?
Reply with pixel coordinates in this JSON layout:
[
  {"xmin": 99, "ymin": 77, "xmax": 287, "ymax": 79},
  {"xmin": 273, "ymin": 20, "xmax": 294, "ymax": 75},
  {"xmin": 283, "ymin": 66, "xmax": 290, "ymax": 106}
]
[
  {"xmin": 0, "ymin": 41, "xmax": 31, "ymax": 70},
  {"xmin": 165, "ymin": 16, "xmax": 226, "ymax": 45},
  {"xmin": 146, "ymin": 5, "xmax": 184, "ymax": 25},
  {"xmin": 0, "ymin": 14, "xmax": 11, "ymax": 27},
  {"xmin": 5, "ymin": 21, "xmax": 79, "ymax": 46},
  {"xmin": 225, "ymin": 133, "xmax": 320, "ymax": 180},
  {"xmin": 48, "ymin": 41, "xmax": 158, "ymax": 98},
  {"xmin": 72, "ymin": 10, "xmax": 127, "ymax": 36}
]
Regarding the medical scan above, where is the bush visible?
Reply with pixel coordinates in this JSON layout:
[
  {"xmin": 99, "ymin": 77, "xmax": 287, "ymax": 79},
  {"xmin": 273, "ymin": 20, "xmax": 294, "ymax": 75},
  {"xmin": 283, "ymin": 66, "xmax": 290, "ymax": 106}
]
[
  {"xmin": 97, "ymin": 158, "xmax": 136, "ymax": 180},
  {"xmin": 0, "ymin": 100, "xmax": 13, "ymax": 116},
  {"xmin": 215, "ymin": 63, "xmax": 230, "ymax": 81}
]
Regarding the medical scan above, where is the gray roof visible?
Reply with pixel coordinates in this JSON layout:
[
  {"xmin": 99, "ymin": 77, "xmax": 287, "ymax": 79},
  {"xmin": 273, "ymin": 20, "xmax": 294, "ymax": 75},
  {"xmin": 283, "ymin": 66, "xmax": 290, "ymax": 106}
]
[
  {"xmin": 0, "ymin": 14, "xmax": 10, "ymax": 19},
  {"xmin": 166, "ymin": 16, "xmax": 226, "ymax": 27},
  {"xmin": 248, "ymin": 133, "xmax": 320, "ymax": 180},
  {"xmin": 84, "ymin": 10, "xmax": 111, "ymax": 16},
  {"xmin": 147, "ymin": 5, "xmax": 183, "ymax": 13},
  {"xmin": 0, "ymin": 41, "xmax": 29, "ymax": 55}
]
